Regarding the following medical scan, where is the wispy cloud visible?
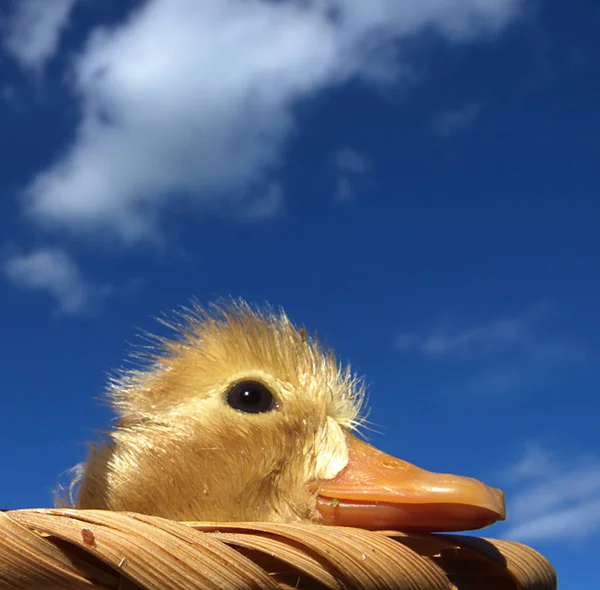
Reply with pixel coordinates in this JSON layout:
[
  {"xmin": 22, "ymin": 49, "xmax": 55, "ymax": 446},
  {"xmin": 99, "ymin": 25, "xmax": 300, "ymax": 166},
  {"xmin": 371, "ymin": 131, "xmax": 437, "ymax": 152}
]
[
  {"xmin": 235, "ymin": 182, "xmax": 284, "ymax": 221},
  {"xmin": 429, "ymin": 103, "xmax": 481, "ymax": 137},
  {"xmin": 2, "ymin": 247, "xmax": 111, "ymax": 315},
  {"xmin": 11, "ymin": 0, "xmax": 525, "ymax": 242},
  {"xmin": 396, "ymin": 316, "xmax": 524, "ymax": 357},
  {"xmin": 395, "ymin": 305, "xmax": 586, "ymax": 361},
  {"xmin": 332, "ymin": 147, "xmax": 371, "ymax": 201},
  {"xmin": 395, "ymin": 305, "xmax": 589, "ymax": 396},
  {"xmin": 334, "ymin": 148, "xmax": 371, "ymax": 175},
  {"xmin": 500, "ymin": 444, "xmax": 600, "ymax": 543},
  {"xmin": 2, "ymin": 0, "xmax": 78, "ymax": 71},
  {"xmin": 1, "ymin": 84, "xmax": 17, "ymax": 107}
]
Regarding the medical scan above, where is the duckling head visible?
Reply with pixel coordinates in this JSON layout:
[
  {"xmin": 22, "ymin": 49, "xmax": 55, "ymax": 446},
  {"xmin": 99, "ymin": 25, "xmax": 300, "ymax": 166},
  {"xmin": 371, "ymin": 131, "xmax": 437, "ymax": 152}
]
[{"xmin": 72, "ymin": 300, "xmax": 505, "ymax": 532}]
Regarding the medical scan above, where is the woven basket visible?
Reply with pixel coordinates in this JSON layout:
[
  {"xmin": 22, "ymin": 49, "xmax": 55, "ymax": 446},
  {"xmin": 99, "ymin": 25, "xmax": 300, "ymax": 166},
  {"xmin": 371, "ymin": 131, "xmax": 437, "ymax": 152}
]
[{"xmin": 0, "ymin": 509, "xmax": 556, "ymax": 589}]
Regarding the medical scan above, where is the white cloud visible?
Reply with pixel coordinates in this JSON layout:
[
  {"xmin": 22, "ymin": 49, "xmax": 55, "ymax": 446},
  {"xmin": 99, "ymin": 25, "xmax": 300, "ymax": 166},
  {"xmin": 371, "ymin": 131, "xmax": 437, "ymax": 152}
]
[
  {"xmin": 1, "ymin": 84, "xmax": 17, "ymax": 106},
  {"xmin": 501, "ymin": 445, "xmax": 600, "ymax": 543},
  {"xmin": 460, "ymin": 366, "xmax": 528, "ymax": 397},
  {"xmin": 429, "ymin": 102, "xmax": 481, "ymax": 137},
  {"xmin": 2, "ymin": 0, "xmax": 78, "ymax": 70},
  {"xmin": 19, "ymin": 0, "xmax": 526, "ymax": 242},
  {"xmin": 505, "ymin": 500, "xmax": 600, "ymax": 544},
  {"xmin": 2, "ymin": 247, "xmax": 110, "ymax": 315},
  {"xmin": 334, "ymin": 148, "xmax": 371, "ymax": 174},
  {"xmin": 395, "ymin": 306, "xmax": 589, "ymax": 396},
  {"xmin": 332, "ymin": 147, "xmax": 371, "ymax": 201},
  {"xmin": 395, "ymin": 315, "xmax": 527, "ymax": 357},
  {"xmin": 501, "ymin": 443, "xmax": 556, "ymax": 481},
  {"xmin": 236, "ymin": 182, "xmax": 284, "ymax": 221},
  {"xmin": 334, "ymin": 177, "xmax": 353, "ymax": 201},
  {"xmin": 394, "ymin": 305, "xmax": 588, "ymax": 362}
]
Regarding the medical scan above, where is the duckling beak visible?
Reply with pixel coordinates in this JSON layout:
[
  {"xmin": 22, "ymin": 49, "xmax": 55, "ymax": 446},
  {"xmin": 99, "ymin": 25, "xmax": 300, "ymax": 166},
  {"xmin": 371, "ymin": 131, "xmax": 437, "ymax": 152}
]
[{"xmin": 314, "ymin": 433, "xmax": 506, "ymax": 532}]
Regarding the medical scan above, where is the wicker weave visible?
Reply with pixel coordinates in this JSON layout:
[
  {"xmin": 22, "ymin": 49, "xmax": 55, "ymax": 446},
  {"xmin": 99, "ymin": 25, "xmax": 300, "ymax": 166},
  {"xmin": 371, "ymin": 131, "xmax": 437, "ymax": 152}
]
[{"xmin": 0, "ymin": 509, "xmax": 556, "ymax": 589}]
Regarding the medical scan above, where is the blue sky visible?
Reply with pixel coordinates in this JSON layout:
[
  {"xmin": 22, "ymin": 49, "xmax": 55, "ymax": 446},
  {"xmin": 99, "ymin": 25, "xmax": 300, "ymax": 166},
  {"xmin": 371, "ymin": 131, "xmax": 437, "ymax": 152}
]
[{"xmin": 1, "ymin": 0, "xmax": 598, "ymax": 586}]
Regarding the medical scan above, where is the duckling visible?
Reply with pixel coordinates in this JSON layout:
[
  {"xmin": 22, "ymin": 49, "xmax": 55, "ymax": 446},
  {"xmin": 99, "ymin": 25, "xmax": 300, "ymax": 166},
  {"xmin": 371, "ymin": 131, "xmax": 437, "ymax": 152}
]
[{"xmin": 68, "ymin": 300, "xmax": 505, "ymax": 533}]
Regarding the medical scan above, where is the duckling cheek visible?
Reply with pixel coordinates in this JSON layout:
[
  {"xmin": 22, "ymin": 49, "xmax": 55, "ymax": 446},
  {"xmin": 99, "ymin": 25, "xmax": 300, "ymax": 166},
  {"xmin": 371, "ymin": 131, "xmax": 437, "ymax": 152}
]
[{"xmin": 312, "ymin": 418, "xmax": 349, "ymax": 481}]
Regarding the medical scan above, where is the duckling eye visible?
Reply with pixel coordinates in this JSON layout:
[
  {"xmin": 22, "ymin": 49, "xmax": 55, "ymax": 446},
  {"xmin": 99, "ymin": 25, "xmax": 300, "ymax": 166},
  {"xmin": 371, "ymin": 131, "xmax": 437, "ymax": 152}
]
[{"xmin": 226, "ymin": 381, "xmax": 277, "ymax": 414}]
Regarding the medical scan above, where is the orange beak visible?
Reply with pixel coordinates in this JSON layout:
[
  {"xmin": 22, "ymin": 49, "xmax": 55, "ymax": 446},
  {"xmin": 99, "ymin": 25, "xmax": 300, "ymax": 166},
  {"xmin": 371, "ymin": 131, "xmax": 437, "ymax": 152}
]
[{"xmin": 314, "ymin": 433, "xmax": 506, "ymax": 532}]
